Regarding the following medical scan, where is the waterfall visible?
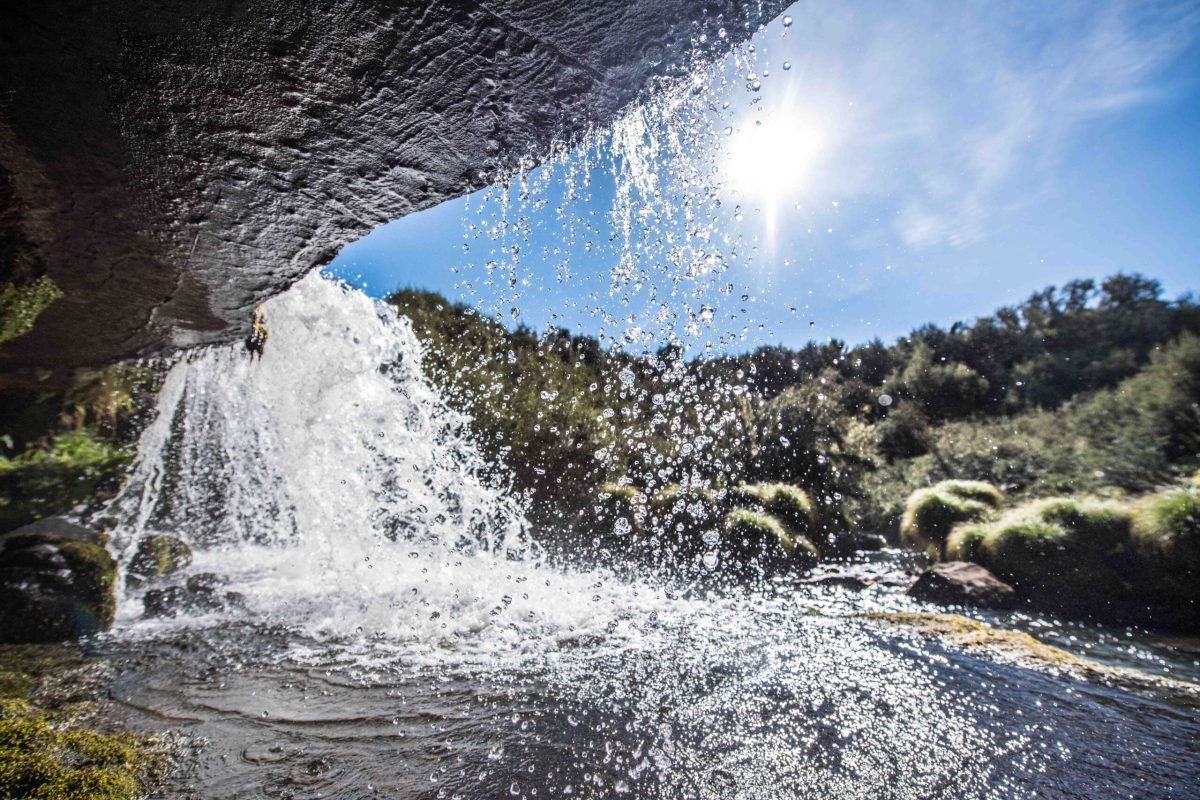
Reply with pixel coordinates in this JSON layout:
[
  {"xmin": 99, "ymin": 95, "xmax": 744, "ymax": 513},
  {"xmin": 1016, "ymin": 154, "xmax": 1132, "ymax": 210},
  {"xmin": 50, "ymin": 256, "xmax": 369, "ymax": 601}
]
[{"xmin": 106, "ymin": 273, "xmax": 674, "ymax": 662}]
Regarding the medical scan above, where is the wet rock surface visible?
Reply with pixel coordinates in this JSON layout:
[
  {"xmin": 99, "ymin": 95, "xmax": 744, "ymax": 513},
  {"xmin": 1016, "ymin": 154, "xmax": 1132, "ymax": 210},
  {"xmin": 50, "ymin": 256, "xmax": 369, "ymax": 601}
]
[
  {"xmin": 143, "ymin": 572, "xmax": 246, "ymax": 618},
  {"xmin": 0, "ymin": 517, "xmax": 116, "ymax": 642},
  {"xmin": 0, "ymin": 0, "xmax": 784, "ymax": 369},
  {"xmin": 908, "ymin": 561, "xmax": 1017, "ymax": 610},
  {"xmin": 127, "ymin": 534, "xmax": 193, "ymax": 587}
]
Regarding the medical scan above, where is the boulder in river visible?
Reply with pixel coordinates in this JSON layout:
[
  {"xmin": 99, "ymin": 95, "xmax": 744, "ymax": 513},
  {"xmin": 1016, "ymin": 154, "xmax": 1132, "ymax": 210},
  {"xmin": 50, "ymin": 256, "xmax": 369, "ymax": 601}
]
[
  {"xmin": 0, "ymin": 517, "xmax": 117, "ymax": 642},
  {"xmin": 127, "ymin": 534, "xmax": 193, "ymax": 587},
  {"xmin": 907, "ymin": 561, "xmax": 1016, "ymax": 610}
]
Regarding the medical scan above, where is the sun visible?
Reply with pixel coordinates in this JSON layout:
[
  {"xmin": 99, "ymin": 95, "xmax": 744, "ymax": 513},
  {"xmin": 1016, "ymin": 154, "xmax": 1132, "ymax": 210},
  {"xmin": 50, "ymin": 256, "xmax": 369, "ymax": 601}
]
[{"xmin": 724, "ymin": 109, "xmax": 827, "ymax": 203}]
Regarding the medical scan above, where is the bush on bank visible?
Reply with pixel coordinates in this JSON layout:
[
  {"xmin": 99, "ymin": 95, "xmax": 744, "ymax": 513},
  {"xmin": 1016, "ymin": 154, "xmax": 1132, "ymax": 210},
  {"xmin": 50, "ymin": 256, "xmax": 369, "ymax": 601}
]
[
  {"xmin": 900, "ymin": 481, "xmax": 1003, "ymax": 557},
  {"xmin": 593, "ymin": 480, "xmax": 823, "ymax": 574},
  {"xmin": 922, "ymin": 475, "xmax": 1200, "ymax": 623}
]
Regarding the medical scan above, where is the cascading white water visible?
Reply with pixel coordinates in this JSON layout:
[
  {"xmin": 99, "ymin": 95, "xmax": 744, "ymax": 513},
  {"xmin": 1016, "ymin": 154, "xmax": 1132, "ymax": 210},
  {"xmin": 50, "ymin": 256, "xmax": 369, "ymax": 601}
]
[{"xmin": 108, "ymin": 273, "xmax": 688, "ymax": 663}]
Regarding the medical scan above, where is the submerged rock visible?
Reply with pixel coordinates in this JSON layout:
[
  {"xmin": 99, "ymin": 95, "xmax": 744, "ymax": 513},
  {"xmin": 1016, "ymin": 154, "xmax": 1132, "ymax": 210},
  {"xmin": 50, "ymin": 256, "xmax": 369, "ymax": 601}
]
[
  {"xmin": 127, "ymin": 534, "xmax": 193, "ymax": 587},
  {"xmin": 907, "ymin": 561, "xmax": 1016, "ymax": 610},
  {"xmin": 143, "ymin": 572, "xmax": 243, "ymax": 618},
  {"xmin": 865, "ymin": 611, "xmax": 1200, "ymax": 702},
  {"xmin": 0, "ymin": 518, "xmax": 116, "ymax": 642},
  {"xmin": 826, "ymin": 530, "xmax": 888, "ymax": 557}
]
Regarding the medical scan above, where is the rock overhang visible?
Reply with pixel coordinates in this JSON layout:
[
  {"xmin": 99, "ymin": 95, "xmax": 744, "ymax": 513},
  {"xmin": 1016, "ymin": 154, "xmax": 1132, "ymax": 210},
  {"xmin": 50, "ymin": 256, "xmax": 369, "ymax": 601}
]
[{"xmin": 0, "ymin": 0, "xmax": 787, "ymax": 369}]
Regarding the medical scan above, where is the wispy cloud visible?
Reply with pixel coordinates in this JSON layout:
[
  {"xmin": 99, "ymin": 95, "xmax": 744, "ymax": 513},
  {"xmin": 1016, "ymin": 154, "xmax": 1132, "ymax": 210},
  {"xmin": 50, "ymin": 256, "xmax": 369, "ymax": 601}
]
[{"xmin": 747, "ymin": 0, "xmax": 1200, "ymax": 249}]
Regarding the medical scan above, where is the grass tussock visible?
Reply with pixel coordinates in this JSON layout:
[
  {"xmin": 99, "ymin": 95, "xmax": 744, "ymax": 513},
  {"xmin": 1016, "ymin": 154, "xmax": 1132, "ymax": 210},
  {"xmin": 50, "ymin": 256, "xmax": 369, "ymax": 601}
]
[
  {"xmin": 900, "ymin": 480, "xmax": 1003, "ymax": 556},
  {"xmin": 722, "ymin": 508, "xmax": 819, "ymax": 570},
  {"xmin": 1132, "ymin": 487, "xmax": 1200, "ymax": 601}
]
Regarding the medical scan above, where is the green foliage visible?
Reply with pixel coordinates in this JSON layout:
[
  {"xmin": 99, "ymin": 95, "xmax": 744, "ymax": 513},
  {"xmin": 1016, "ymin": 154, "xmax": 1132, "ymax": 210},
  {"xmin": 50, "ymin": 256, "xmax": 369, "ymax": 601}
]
[
  {"xmin": 721, "ymin": 508, "xmax": 818, "ymax": 570},
  {"xmin": 1132, "ymin": 488, "xmax": 1200, "ymax": 601},
  {"xmin": 962, "ymin": 497, "xmax": 1134, "ymax": 599},
  {"xmin": 893, "ymin": 342, "xmax": 991, "ymax": 421},
  {"xmin": 0, "ymin": 431, "xmax": 132, "ymax": 531},
  {"xmin": 0, "ymin": 647, "xmax": 166, "ymax": 800},
  {"xmin": 0, "ymin": 276, "xmax": 62, "ymax": 343},
  {"xmin": 1070, "ymin": 332, "xmax": 1200, "ymax": 489},
  {"xmin": 392, "ymin": 274, "xmax": 1198, "ymax": 550},
  {"xmin": 900, "ymin": 481, "xmax": 1003, "ymax": 556}
]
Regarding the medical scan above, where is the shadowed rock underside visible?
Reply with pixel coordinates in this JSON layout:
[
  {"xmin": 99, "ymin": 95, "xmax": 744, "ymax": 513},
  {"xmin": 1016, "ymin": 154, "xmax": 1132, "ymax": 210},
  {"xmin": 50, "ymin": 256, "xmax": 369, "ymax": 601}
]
[{"xmin": 0, "ymin": 0, "xmax": 785, "ymax": 369}]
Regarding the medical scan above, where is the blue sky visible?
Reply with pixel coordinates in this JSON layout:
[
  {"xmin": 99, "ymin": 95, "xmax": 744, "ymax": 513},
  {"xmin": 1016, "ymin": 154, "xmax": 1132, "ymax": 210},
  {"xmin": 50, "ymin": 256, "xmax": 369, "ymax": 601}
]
[{"xmin": 328, "ymin": 0, "xmax": 1200, "ymax": 354}]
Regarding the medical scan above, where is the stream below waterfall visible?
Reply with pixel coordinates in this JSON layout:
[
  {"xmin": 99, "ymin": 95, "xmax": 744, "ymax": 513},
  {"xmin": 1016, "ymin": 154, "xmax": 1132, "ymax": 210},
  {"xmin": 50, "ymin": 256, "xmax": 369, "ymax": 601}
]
[{"xmin": 94, "ymin": 275, "xmax": 1200, "ymax": 799}]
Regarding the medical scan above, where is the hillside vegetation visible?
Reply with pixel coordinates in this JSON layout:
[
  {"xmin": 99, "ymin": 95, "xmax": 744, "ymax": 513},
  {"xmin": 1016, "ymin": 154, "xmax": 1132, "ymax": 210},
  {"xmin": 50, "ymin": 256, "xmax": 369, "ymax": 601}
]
[{"xmin": 392, "ymin": 273, "xmax": 1200, "ymax": 534}]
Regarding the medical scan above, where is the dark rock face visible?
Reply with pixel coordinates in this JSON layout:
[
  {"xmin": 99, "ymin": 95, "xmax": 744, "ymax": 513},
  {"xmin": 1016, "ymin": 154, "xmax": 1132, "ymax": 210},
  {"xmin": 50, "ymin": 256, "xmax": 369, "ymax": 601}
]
[
  {"xmin": 0, "ymin": 518, "xmax": 117, "ymax": 642},
  {"xmin": 1, "ymin": 0, "xmax": 784, "ymax": 369},
  {"xmin": 907, "ymin": 561, "xmax": 1017, "ymax": 610},
  {"xmin": 142, "ymin": 571, "xmax": 244, "ymax": 618}
]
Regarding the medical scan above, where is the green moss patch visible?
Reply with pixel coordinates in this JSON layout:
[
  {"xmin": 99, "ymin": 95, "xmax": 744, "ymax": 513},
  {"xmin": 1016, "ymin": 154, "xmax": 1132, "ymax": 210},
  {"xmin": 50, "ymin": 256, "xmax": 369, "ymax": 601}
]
[
  {"xmin": 865, "ymin": 612, "xmax": 1200, "ymax": 699},
  {"xmin": 127, "ymin": 535, "xmax": 192, "ymax": 586},
  {"xmin": 0, "ymin": 276, "xmax": 62, "ymax": 344},
  {"xmin": 0, "ymin": 645, "xmax": 167, "ymax": 800}
]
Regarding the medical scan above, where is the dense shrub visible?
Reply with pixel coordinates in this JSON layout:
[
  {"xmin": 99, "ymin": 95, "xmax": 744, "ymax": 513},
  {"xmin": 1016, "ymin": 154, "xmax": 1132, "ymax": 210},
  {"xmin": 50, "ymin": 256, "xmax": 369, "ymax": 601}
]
[
  {"xmin": 900, "ymin": 481, "xmax": 1003, "ymax": 556},
  {"xmin": 941, "ymin": 496, "xmax": 1138, "ymax": 612},
  {"xmin": 721, "ymin": 508, "xmax": 818, "ymax": 572},
  {"xmin": 1132, "ymin": 487, "xmax": 1200, "ymax": 602},
  {"xmin": 0, "ymin": 431, "xmax": 132, "ymax": 531}
]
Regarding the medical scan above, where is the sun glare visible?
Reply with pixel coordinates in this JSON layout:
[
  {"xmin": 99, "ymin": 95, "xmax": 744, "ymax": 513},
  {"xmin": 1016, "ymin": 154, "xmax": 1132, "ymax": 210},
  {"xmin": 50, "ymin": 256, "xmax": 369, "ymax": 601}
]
[{"xmin": 724, "ymin": 110, "xmax": 827, "ymax": 202}]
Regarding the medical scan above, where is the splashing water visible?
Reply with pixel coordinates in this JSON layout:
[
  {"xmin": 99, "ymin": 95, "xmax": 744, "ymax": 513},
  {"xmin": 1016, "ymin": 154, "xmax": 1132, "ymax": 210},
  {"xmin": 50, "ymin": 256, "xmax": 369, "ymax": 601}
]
[
  {"xmin": 98, "ymin": 274, "xmax": 1200, "ymax": 800},
  {"xmin": 107, "ymin": 273, "xmax": 693, "ymax": 663}
]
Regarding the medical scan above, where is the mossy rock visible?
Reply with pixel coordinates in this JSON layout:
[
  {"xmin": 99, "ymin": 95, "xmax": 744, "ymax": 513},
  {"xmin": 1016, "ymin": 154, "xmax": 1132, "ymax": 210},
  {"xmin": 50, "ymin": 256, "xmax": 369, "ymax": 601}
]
[
  {"xmin": 0, "ymin": 276, "xmax": 63, "ymax": 344},
  {"xmin": 900, "ymin": 481, "xmax": 1003, "ymax": 557},
  {"xmin": 0, "ymin": 696, "xmax": 164, "ymax": 800},
  {"xmin": 1132, "ymin": 487, "xmax": 1200, "ymax": 602},
  {"xmin": 126, "ymin": 535, "xmax": 192, "ymax": 587},
  {"xmin": 720, "ymin": 508, "xmax": 819, "ymax": 574},
  {"xmin": 0, "ymin": 519, "xmax": 116, "ymax": 643},
  {"xmin": 965, "ymin": 497, "xmax": 1133, "ymax": 602}
]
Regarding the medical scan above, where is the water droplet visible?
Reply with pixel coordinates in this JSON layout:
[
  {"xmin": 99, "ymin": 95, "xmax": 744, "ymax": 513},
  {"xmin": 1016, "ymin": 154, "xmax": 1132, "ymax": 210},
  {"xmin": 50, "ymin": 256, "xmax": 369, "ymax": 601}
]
[
  {"xmin": 783, "ymin": 15, "xmax": 793, "ymax": 27},
  {"xmin": 782, "ymin": 61, "xmax": 792, "ymax": 71},
  {"xmin": 878, "ymin": 394, "xmax": 893, "ymax": 407}
]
